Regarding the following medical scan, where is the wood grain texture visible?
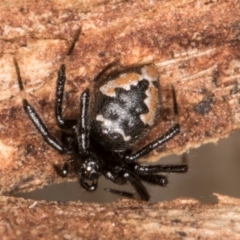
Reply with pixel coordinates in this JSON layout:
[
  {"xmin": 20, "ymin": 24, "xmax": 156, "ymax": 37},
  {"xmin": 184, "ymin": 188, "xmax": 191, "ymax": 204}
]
[{"xmin": 0, "ymin": 194, "xmax": 240, "ymax": 239}]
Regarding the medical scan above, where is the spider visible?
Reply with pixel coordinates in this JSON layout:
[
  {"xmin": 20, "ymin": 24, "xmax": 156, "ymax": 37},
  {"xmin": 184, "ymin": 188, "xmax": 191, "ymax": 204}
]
[{"xmin": 16, "ymin": 60, "xmax": 188, "ymax": 201}]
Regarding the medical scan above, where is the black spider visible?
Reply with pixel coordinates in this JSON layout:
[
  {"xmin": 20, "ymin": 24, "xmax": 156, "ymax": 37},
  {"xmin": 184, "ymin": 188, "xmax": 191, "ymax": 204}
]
[{"xmin": 15, "ymin": 60, "xmax": 188, "ymax": 201}]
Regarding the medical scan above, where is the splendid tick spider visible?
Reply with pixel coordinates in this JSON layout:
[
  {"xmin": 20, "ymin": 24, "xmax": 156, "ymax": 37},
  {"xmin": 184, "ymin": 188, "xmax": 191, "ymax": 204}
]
[{"xmin": 15, "ymin": 56, "xmax": 187, "ymax": 201}]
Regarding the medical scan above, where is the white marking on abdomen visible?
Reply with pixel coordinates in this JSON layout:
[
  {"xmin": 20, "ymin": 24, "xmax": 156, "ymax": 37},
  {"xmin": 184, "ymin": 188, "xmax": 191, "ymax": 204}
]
[{"xmin": 96, "ymin": 115, "xmax": 131, "ymax": 141}]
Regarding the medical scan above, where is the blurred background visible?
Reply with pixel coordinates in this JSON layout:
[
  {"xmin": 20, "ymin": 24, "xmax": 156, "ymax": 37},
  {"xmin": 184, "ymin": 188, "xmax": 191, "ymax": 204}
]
[{"xmin": 15, "ymin": 129, "xmax": 240, "ymax": 204}]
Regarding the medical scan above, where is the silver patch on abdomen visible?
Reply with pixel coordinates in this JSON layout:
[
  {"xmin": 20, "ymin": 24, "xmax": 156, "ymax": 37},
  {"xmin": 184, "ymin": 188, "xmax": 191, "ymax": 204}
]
[{"xmin": 96, "ymin": 114, "xmax": 131, "ymax": 141}]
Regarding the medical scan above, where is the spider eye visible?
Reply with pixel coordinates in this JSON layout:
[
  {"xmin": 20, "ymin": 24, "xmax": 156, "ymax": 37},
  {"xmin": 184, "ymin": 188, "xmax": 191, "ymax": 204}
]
[
  {"xmin": 80, "ymin": 152, "xmax": 101, "ymax": 178},
  {"xmin": 79, "ymin": 153, "xmax": 102, "ymax": 192},
  {"xmin": 82, "ymin": 160, "xmax": 100, "ymax": 179}
]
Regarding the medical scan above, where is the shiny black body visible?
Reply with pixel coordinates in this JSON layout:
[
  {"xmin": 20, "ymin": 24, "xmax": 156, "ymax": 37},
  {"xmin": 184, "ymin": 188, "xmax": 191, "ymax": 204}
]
[
  {"xmin": 91, "ymin": 77, "xmax": 151, "ymax": 151},
  {"xmin": 16, "ymin": 61, "xmax": 188, "ymax": 201}
]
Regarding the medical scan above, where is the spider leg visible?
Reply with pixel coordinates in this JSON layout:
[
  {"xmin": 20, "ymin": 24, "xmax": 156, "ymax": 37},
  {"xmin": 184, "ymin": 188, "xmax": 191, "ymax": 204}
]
[
  {"xmin": 136, "ymin": 153, "xmax": 189, "ymax": 188},
  {"xmin": 133, "ymin": 154, "xmax": 188, "ymax": 185},
  {"xmin": 124, "ymin": 170, "xmax": 150, "ymax": 201},
  {"xmin": 103, "ymin": 168, "xmax": 149, "ymax": 200},
  {"xmin": 104, "ymin": 170, "xmax": 127, "ymax": 185},
  {"xmin": 14, "ymin": 59, "xmax": 68, "ymax": 154},
  {"xmin": 138, "ymin": 174, "xmax": 168, "ymax": 187},
  {"xmin": 104, "ymin": 169, "xmax": 134, "ymax": 199},
  {"xmin": 93, "ymin": 60, "xmax": 120, "ymax": 83},
  {"xmin": 75, "ymin": 89, "xmax": 90, "ymax": 154},
  {"xmin": 55, "ymin": 27, "xmax": 82, "ymax": 128},
  {"xmin": 23, "ymin": 99, "xmax": 68, "ymax": 153},
  {"xmin": 54, "ymin": 159, "xmax": 74, "ymax": 177},
  {"xmin": 134, "ymin": 164, "xmax": 188, "ymax": 174},
  {"xmin": 55, "ymin": 64, "xmax": 76, "ymax": 129},
  {"xmin": 67, "ymin": 28, "xmax": 81, "ymax": 56},
  {"xmin": 104, "ymin": 188, "xmax": 134, "ymax": 199},
  {"xmin": 105, "ymin": 173, "xmax": 167, "ymax": 199},
  {"xmin": 125, "ymin": 85, "xmax": 180, "ymax": 163},
  {"xmin": 124, "ymin": 123, "xmax": 180, "ymax": 162}
]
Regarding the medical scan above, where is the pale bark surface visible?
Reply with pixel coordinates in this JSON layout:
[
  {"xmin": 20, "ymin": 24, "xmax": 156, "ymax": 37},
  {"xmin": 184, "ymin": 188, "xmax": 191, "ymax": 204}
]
[
  {"xmin": 0, "ymin": 0, "xmax": 240, "ymax": 238},
  {"xmin": 0, "ymin": 194, "xmax": 240, "ymax": 239}
]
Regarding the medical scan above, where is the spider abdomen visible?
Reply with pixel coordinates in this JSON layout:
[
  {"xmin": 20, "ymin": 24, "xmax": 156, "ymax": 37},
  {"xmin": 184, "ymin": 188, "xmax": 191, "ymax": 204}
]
[{"xmin": 90, "ymin": 64, "xmax": 160, "ymax": 152}]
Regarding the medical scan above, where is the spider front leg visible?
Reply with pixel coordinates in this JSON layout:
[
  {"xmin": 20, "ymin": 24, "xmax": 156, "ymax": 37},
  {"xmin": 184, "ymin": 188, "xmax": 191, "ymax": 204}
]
[
  {"xmin": 55, "ymin": 64, "xmax": 76, "ymax": 129},
  {"xmin": 75, "ymin": 88, "xmax": 90, "ymax": 154},
  {"xmin": 23, "ymin": 100, "xmax": 68, "ymax": 153},
  {"xmin": 14, "ymin": 59, "xmax": 68, "ymax": 154},
  {"xmin": 54, "ymin": 83, "xmax": 93, "ymax": 181},
  {"xmin": 55, "ymin": 28, "xmax": 81, "ymax": 129},
  {"xmin": 74, "ymin": 89, "xmax": 102, "ymax": 192}
]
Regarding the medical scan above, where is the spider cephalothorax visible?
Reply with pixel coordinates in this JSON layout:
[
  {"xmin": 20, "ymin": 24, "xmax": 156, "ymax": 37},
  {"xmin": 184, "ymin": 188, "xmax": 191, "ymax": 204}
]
[{"xmin": 16, "ymin": 60, "xmax": 188, "ymax": 201}]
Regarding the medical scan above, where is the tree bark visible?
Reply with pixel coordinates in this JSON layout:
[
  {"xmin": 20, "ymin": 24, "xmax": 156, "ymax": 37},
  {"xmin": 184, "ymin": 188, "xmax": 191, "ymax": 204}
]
[{"xmin": 0, "ymin": 194, "xmax": 240, "ymax": 239}]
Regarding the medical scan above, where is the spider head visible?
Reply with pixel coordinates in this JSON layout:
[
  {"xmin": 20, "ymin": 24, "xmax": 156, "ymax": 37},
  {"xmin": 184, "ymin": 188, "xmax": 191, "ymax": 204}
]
[{"xmin": 79, "ymin": 152, "xmax": 102, "ymax": 192}]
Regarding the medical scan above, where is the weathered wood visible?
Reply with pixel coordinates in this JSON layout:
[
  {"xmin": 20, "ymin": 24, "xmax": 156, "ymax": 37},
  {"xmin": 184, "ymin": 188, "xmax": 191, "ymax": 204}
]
[{"xmin": 0, "ymin": 194, "xmax": 240, "ymax": 239}]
